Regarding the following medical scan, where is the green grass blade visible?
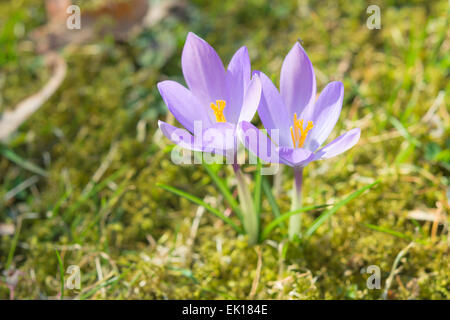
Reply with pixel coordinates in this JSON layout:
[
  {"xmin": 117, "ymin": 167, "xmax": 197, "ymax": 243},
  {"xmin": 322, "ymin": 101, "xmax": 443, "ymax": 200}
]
[
  {"xmin": 365, "ymin": 223, "xmax": 427, "ymax": 245},
  {"xmin": 55, "ymin": 249, "xmax": 64, "ymax": 300},
  {"xmin": 157, "ymin": 183, "xmax": 244, "ymax": 234},
  {"xmin": 78, "ymin": 275, "xmax": 120, "ymax": 300},
  {"xmin": 5, "ymin": 217, "xmax": 22, "ymax": 269},
  {"xmin": 389, "ymin": 117, "xmax": 421, "ymax": 146},
  {"xmin": 79, "ymin": 178, "xmax": 130, "ymax": 241},
  {"xmin": 0, "ymin": 145, "xmax": 48, "ymax": 177},
  {"xmin": 66, "ymin": 166, "xmax": 129, "ymax": 217},
  {"xmin": 202, "ymin": 163, "xmax": 243, "ymax": 221},
  {"xmin": 253, "ymin": 160, "xmax": 262, "ymax": 217},
  {"xmin": 365, "ymin": 223, "xmax": 408, "ymax": 239},
  {"xmin": 262, "ymin": 204, "xmax": 329, "ymax": 240},
  {"xmin": 305, "ymin": 180, "xmax": 381, "ymax": 238},
  {"xmin": 50, "ymin": 190, "xmax": 72, "ymax": 217},
  {"xmin": 262, "ymin": 177, "xmax": 284, "ymax": 230}
]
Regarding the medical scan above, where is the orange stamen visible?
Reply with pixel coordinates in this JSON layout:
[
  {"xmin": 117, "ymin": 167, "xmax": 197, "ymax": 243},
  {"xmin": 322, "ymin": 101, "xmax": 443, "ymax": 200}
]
[
  {"xmin": 210, "ymin": 100, "xmax": 226, "ymax": 122},
  {"xmin": 290, "ymin": 113, "xmax": 314, "ymax": 148}
]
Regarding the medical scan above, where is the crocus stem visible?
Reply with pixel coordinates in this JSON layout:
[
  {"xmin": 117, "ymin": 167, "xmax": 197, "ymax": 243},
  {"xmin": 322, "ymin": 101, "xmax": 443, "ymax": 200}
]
[
  {"xmin": 233, "ymin": 163, "xmax": 259, "ymax": 245},
  {"xmin": 288, "ymin": 167, "xmax": 303, "ymax": 240}
]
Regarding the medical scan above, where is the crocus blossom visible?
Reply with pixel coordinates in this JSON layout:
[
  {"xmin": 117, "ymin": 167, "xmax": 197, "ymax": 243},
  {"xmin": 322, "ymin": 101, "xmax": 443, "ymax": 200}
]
[
  {"xmin": 158, "ymin": 32, "xmax": 261, "ymax": 157},
  {"xmin": 157, "ymin": 32, "xmax": 262, "ymax": 245},
  {"xmin": 238, "ymin": 42, "xmax": 361, "ymax": 240},
  {"xmin": 239, "ymin": 42, "xmax": 360, "ymax": 167}
]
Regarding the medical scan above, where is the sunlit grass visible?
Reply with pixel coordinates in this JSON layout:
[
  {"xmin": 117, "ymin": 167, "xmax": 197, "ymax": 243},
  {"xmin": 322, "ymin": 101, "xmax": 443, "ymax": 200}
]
[{"xmin": 0, "ymin": 0, "xmax": 448, "ymax": 299}]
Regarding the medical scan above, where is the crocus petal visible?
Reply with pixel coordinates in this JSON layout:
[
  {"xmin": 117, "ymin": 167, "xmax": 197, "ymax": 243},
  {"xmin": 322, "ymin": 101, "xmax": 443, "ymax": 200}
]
[
  {"xmin": 280, "ymin": 42, "xmax": 316, "ymax": 121},
  {"xmin": 159, "ymin": 120, "xmax": 238, "ymax": 157},
  {"xmin": 238, "ymin": 121, "xmax": 315, "ymax": 167},
  {"xmin": 228, "ymin": 46, "xmax": 251, "ymax": 89},
  {"xmin": 201, "ymin": 122, "xmax": 237, "ymax": 156},
  {"xmin": 313, "ymin": 128, "xmax": 360, "ymax": 160},
  {"xmin": 158, "ymin": 120, "xmax": 202, "ymax": 152},
  {"xmin": 157, "ymin": 80, "xmax": 212, "ymax": 133},
  {"xmin": 226, "ymin": 46, "xmax": 251, "ymax": 122},
  {"xmin": 278, "ymin": 147, "xmax": 314, "ymax": 167},
  {"xmin": 254, "ymin": 71, "xmax": 292, "ymax": 147},
  {"xmin": 238, "ymin": 121, "xmax": 281, "ymax": 164},
  {"xmin": 237, "ymin": 75, "xmax": 261, "ymax": 124},
  {"xmin": 181, "ymin": 32, "xmax": 228, "ymax": 114},
  {"xmin": 303, "ymin": 81, "xmax": 344, "ymax": 151}
]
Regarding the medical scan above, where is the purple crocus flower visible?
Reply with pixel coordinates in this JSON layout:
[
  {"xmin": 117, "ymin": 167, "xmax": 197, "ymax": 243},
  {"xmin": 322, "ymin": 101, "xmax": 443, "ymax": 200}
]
[
  {"xmin": 238, "ymin": 42, "xmax": 360, "ymax": 240},
  {"xmin": 239, "ymin": 42, "xmax": 360, "ymax": 167},
  {"xmin": 157, "ymin": 32, "xmax": 261, "ymax": 157},
  {"xmin": 157, "ymin": 32, "xmax": 262, "ymax": 244}
]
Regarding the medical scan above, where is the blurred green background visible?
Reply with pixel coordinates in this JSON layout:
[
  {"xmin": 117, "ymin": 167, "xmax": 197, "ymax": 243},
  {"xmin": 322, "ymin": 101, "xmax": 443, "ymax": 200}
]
[{"xmin": 0, "ymin": 0, "xmax": 448, "ymax": 299}]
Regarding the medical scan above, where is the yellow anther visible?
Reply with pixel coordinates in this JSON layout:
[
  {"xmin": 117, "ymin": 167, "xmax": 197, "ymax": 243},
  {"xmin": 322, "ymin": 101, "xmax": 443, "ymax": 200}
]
[
  {"xmin": 290, "ymin": 126, "xmax": 297, "ymax": 148},
  {"xmin": 210, "ymin": 100, "xmax": 227, "ymax": 122},
  {"xmin": 290, "ymin": 113, "xmax": 314, "ymax": 148}
]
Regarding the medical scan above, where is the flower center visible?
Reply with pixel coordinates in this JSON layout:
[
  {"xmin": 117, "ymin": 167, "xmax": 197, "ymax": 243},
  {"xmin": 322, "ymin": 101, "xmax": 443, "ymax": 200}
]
[
  {"xmin": 210, "ymin": 100, "xmax": 226, "ymax": 123},
  {"xmin": 290, "ymin": 113, "xmax": 313, "ymax": 148}
]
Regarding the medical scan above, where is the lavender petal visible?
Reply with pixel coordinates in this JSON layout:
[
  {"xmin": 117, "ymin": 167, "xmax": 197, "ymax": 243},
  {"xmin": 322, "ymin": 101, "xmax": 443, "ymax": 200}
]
[
  {"xmin": 237, "ymin": 75, "xmax": 261, "ymax": 123},
  {"xmin": 226, "ymin": 46, "xmax": 251, "ymax": 123},
  {"xmin": 304, "ymin": 81, "xmax": 344, "ymax": 151},
  {"xmin": 313, "ymin": 128, "xmax": 361, "ymax": 160},
  {"xmin": 157, "ymin": 80, "xmax": 213, "ymax": 133},
  {"xmin": 254, "ymin": 71, "xmax": 292, "ymax": 147},
  {"xmin": 181, "ymin": 32, "xmax": 228, "ymax": 111},
  {"xmin": 280, "ymin": 42, "xmax": 317, "ymax": 121}
]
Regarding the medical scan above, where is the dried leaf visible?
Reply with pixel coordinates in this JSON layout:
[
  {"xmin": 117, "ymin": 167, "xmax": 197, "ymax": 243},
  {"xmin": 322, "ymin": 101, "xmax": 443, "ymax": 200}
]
[
  {"xmin": 31, "ymin": 0, "xmax": 184, "ymax": 52},
  {"xmin": 0, "ymin": 53, "xmax": 67, "ymax": 141},
  {"xmin": 0, "ymin": 223, "xmax": 15, "ymax": 236},
  {"xmin": 407, "ymin": 209, "xmax": 445, "ymax": 224}
]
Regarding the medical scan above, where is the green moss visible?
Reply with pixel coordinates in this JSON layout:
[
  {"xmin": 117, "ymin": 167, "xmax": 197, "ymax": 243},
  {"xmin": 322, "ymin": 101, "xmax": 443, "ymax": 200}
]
[{"xmin": 1, "ymin": 0, "xmax": 448, "ymax": 299}]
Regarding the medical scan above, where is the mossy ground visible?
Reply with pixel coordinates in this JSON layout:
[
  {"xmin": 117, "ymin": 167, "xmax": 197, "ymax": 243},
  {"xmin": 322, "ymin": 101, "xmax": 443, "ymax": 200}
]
[{"xmin": 0, "ymin": 0, "xmax": 449, "ymax": 299}]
